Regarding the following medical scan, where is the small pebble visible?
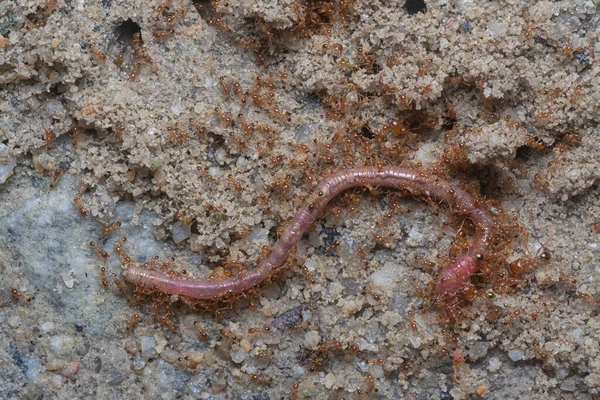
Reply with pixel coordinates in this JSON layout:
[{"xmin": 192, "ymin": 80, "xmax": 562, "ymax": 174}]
[
  {"xmin": 380, "ymin": 311, "xmax": 401, "ymax": 327},
  {"xmin": 359, "ymin": 338, "xmax": 379, "ymax": 352},
  {"xmin": 153, "ymin": 359, "xmax": 191, "ymax": 394},
  {"xmin": 46, "ymin": 359, "xmax": 65, "ymax": 371},
  {"xmin": 468, "ymin": 342, "xmax": 489, "ymax": 361},
  {"xmin": 155, "ymin": 335, "xmax": 167, "ymax": 353},
  {"xmin": 327, "ymin": 281, "xmax": 343, "ymax": 298},
  {"xmin": 60, "ymin": 361, "xmax": 80, "ymax": 378},
  {"xmin": 342, "ymin": 278, "xmax": 363, "ymax": 296},
  {"xmin": 40, "ymin": 321, "xmax": 56, "ymax": 333},
  {"xmin": 556, "ymin": 368, "xmax": 569, "ymax": 379},
  {"xmin": 407, "ymin": 333, "xmax": 422, "ymax": 348},
  {"xmin": 292, "ymin": 365, "xmax": 304, "ymax": 376},
  {"xmin": 75, "ymin": 342, "xmax": 88, "ymax": 356},
  {"xmin": 24, "ymin": 357, "xmax": 43, "ymax": 383},
  {"xmin": 488, "ymin": 357, "xmax": 502, "ymax": 372},
  {"xmin": 508, "ymin": 349, "xmax": 525, "ymax": 361},
  {"xmin": 323, "ymin": 373, "xmax": 336, "ymax": 389},
  {"xmin": 336, "ymin": 241, "xmax": 361, "ymax": 266},
  {"xmin": 161, "ymin": 348, "xmax": 180, "ymax": 363},
  {"xmin": 357, "ymin": 360, "xmax": 369, "ymax": 373},
  {"xmin": 230, "ymin": 345, "xmax": 247, "ymax": 364},
  {"xmin": 324, "ymin": 265, "xmax": 339, "ymax": 280},
  {"xmin": 61, "ymin": 270, "xmax": 76, "ymax": 288},
  {"xmin": 239, "ymin": 338, "xmax": 252, "ymax": 353},
  {"xmin": 271, "ymin": 305, "xmax": 304, "ymax": 331},
  {"xmin": 107, "ymin": 373, "xmax": 123, "ymax": 385},
  {"xmin": 132, "ymin": 354, "xmax": 146, "ymax": 372},
  {"xmin": 49, "ymin": 335, "xmax": 76, "ymax": 356},
  {"xmin": 295, "ymin": 123, "xmax": 315, "ymax": 143},
  {"xmin": 45, "ymin": 99, "xmax": 66, "ymax": 119},
  {"xmin": 0, "ymin": 290, "xmax": 13, "ymax": 307},
  {"xmin": 170, "ymin": 220, "xmax": 191, "ymax": 244},
  {"xmin": 560, "ymin": 376, "xmax": 579, "ymax": 392},
  {"xmin": 211, "ymin": 370, "xmax": 227, "ymax": 394},
  {"xmin": 186, "ymin": 350, "xmax": 205, "ymax": 365},
  {"xmin": 7, "ymin": 315, "xmax": 21, "ymax": 328},
  {"xmin": 406, "ymin": 228, "xmax": 424, "ymax": 247},
  {"xmin": 49, "ymin": 374, "xmax": 65, "ymax": 389},
  {"xmin": 304, "ymin": 331, "xmax": 321, "ymax": 350},
  {"xmin": 123, "ymin": 339, "xmax": 138, "ymax": 355},
  {"xmin": 371, "ymin": 365, "xmax": 384, "ymax": 379},
  {"xmin": 0, "ymin": 143, "xmax": 16, "ymax": 184},
  {"xmin": 140, "ymin": 336, "xmax": 158, "ymax": 360},
  {"xmin": 303, "ymin": 258, "xmax": 317, "ymax": 273},
  {"xmin": 369, "ymin": 262, "xmax": 406, "ymax": 297},
  {"xmin": 345, "ymin": 91, "xmax": 359, "ymax": 103}
]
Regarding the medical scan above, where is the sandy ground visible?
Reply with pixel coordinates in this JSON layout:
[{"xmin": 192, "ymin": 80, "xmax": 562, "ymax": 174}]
[{"xmin": 1, "ymin": 0, "xmax": 600, "ymax": 399}]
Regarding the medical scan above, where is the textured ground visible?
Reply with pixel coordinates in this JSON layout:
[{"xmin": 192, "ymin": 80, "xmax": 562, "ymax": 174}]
[{"xmin": 1, "ymin": 0, "xmax": 600, "ymax": 399}]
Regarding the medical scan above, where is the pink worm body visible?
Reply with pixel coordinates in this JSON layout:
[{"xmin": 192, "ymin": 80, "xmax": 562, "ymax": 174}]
[{"xmin": 124, "ymin": 166, "xmax": 494, "ymax": 299}]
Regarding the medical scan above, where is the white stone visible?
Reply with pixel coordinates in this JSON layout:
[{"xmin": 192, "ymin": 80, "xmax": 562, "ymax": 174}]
[
  {"xmin": 304, "ymin": 330, "xmax": 321, "ymax": 350},
  {"xmin": 0, "ymin": 144, "xmax": 16, "ymax": 184},
  {"xmin": 488, "ymin": 357, "xmax": 502, "ymax": 372},
  {"xmin": 7, "ymin": 315, "xmax": 21, "ymax": 328},
  {"xmin": 369, "ymin": 262, "xmax": 406, "ymax": 296},
  {"xmin": 323, "ymin": 373, "xmax": 336, "ymax": 389},
  {"xmin": 170, "ymin": 220, "xmax": 191, "ymax": 244},
  {"xmin": 49, "ymin": 335, "xmax": 76, "ymax": 356},
  {"xmin": 508, "ymin": 349, "xmax": 525, "ymax": 361}
]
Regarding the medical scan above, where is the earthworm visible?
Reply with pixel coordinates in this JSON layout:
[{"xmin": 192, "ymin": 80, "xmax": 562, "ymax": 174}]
[{"xmin": 124, "ymin": 166, "xmax": 495, "ymax": 299}]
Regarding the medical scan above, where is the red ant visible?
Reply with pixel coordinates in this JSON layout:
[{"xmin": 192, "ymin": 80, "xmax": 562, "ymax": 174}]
[{"xmin": 508, "ymin": 236, "xmax": 552, "ymax": 276}]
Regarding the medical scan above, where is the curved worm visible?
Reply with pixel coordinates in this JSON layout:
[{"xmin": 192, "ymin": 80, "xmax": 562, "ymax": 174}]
[{"xmin": 124, "ymin": 166, "xmax": 495, "ymax": 299}]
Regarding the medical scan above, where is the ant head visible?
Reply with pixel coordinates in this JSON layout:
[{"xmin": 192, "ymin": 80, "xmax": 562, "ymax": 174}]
[
  {"xmin": 523, "ymin": 230, "xmax": 554, "ymax": 262},
  {"xmin": 538, "ymin": 248, "xmax": 551, "ymax": 262}
]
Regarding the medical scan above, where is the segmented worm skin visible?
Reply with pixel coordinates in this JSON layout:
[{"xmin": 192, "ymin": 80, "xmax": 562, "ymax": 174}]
[{"xmin": 124, "ymin": 166, "xmax": 495, "ymax": 299}]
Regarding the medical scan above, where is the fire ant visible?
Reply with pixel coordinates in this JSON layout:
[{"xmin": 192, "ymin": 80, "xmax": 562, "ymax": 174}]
[
  {"xmin": 366, "ymin": 288, "xmax": 382, "ymax": 303},
  {"xmin": 418, "ymin": 58, "xmax": 434, "ymax": 76},
  {"xmin": 255, "ymin": 349, "xmax": 274, "ymax": 359},
  {"xmin": 250, "ymin": 374, "xmax": 273, "ymax": 384},
  {"xmin": 508, "ymin": 242, "xmax": 551, "ymax": 276},
  {"xmin": 99, "ymin": 265, "xmax": 110, "ymax": 289},
  {"xmin": 160, "ymin": 314, "xmax": 177, "ymax": 331},
  {"xmin": 301, "ymin": 265, "xmax": 317, "ymax": 284},
  {"xmin": 49, "ymin": 168, "xmax": 63, "ymax": 189},
  {"xmin": 127, "ymin": 313, "xmax": 142, "ymax": 330},
  {"xmin": 365, "ymin": 372, "xmax": 376, "ymax": 393},
  {"xmin": 406, "ymin": 309, "xmax": 419, "ymax": 331},
  {"xmin": 506, "ymin": 231, "xmax": 550, "ymax": 273},
  {"xmin": 247, "ymin": 326, "xmax": 271, "ymax": 335},
  {"xmin": 89, "ymin": 241, "xmax": 109, "ymax": 259},
  {"xmin": 25, "ymin": 20, "xmax": 47, "ymax": 31},
  {"xmin": 10, "ymin": 288, "xmax": 32, "ymax": 303},
  {"xmin": 290, "ymin": 382, "xmax": 301, "ymax": 399},
  {"xmin": 534, "ymin": 345, "xmax": 551, "ymax": 363},
  {"xmin": 43, "ymin": 128, "xmax": 53, "ymax": 150},
  {"xmin": 101, "ymin": 221, "xmax": 121, "ymax": 235},
  {"xmin": 192, "ymin": 321, "xmax": 209, "ymax": 341},
  {"xmin": 88, "ymin": 44, "xmax": 107, "ymax": 61},
  {"xmin": 570, "ymin": 84, "xmax": 583, "ymax": 104},
  {"xmin": 73, "ymin": 196, "xmax": 90, "ymax": 217},
  {"xmin": 502, "ymin": 309, "xmax": 522, "ymax": 324}
]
